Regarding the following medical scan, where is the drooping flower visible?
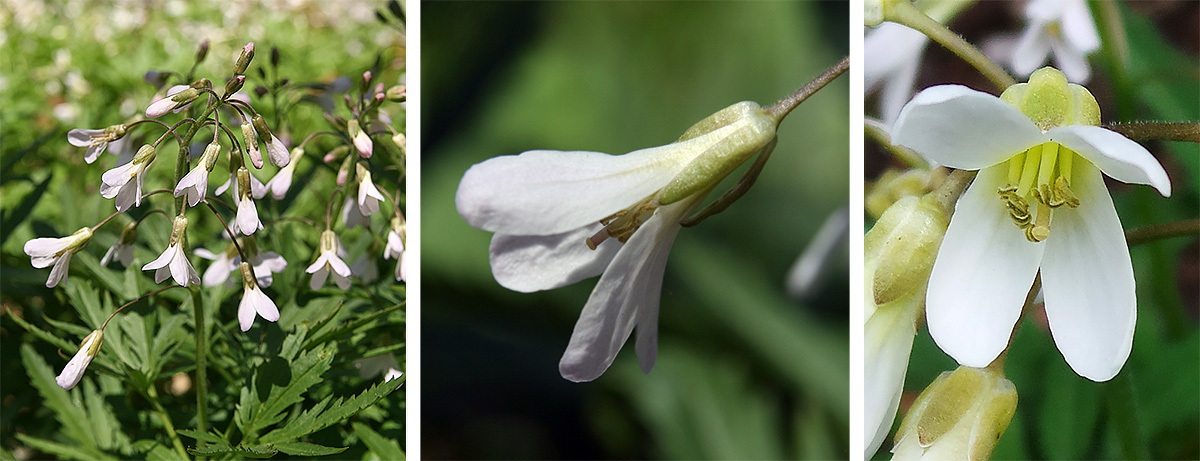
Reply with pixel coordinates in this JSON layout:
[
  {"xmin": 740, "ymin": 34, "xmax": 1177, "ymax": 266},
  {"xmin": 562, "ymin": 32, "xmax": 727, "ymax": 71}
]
[
  {"xmin": 384, "ymin": 214, "xmax": 406, "ymax": 282},
  {"xmin": 252, "ymin": 114, "xmax": 291, "ymax": 167},
  {"xmin": 174, "ymin": 141, "xmax": 221, "ymax": 207},
  {"xmin": 24, "ymin": 227, "xmax": 93, "ymax": 288},
  {"xmin": 56, "ymin": 330, "xmax": 104, "ymax": 390},
  {"xmin": 341, "ymin": 194, "xmax": 369, "ymax": 229},
  {"xmin": 100, "ymin": 144, "xmax": 156, "ymax": 212},
  {"xmin": 142, "ymin": 215, "xmax": 201, "ymax": 287},
  {"xmin": 350, "ymin": 254, "xmax": 379, "ymax": 283},
  {"xmin": 264, "ymin": 148, "xmax": 304, "ymax": 200},
  {"xmin": 241, "ymin": 121, "xmax": 263, "ymax": 169},
  {"xmin": 237, "ymin": 261, "xmax": 279, "ymax": 331},
  {"xmin": 230, "ymin": 167, "xmax": 263, "ymax": 235},
  {"xmin": 100, "ymin": 222, "xmax": 139, "ymax": 267},
  {"xmin": 891, "ymin": 67, "xmax": 1171, "ymax": 381},
  {"xmin": 195, "ymin": 237, "xmax": 286, "ymax": 288},
  {"xmin": 67, "ymin": 124, "xmax": 126, "ymax": 164},
  {"xmin": 455, "ymin": 101, "xmax": 778, "ymax": 382},
  {"xmin": 306, "ymin": 229, "xmax": 352, "ymax": 290},
  {"xmin": 195, "ymin": 246, "xmax": 237, "ymax": 287},
  {"xmin": 891, "ymin": 366, "xmax": 1018, "ymax": 460},
  {"xmin": 348, "ymin": 119, "xmax": 373, "ymax": 158},
  {"xmin": 356, "ymin": 162, "xmax": 385, "ymax": 216},
  {"xmin": 214, "ymin": 167, "xmax": 268, "ymax": 199},
  {"xmin": 1010, "ymin": 0, "xmax": 1100, "ymax": 83},
  {"xmin": 145, "ymin": 85, "xmax": 199, "ymax": 118},
  {"xmin": 864, "ymin": 195, "xmax": 949, "ymax": 458}
]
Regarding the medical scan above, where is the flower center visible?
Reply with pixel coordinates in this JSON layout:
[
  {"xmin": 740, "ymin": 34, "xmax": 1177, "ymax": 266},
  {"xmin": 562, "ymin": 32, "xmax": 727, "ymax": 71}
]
[
  {"xmin": 586, "ymin": 195, "xmax": 660, "ymax": 250},
  {"xmin": 997, "ymin": 142, "xmax": 1080, "ymax": 242}
]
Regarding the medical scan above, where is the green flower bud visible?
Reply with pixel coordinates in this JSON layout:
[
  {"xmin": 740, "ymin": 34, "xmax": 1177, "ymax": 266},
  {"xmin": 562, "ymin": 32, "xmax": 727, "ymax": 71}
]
[
  {"xmin": 893, "ymin": 366, "xmax": 1018, "ymax": 461},
  {"xmin": 867, "ymin": 194, "xmax": 949, "ymax": 306}
]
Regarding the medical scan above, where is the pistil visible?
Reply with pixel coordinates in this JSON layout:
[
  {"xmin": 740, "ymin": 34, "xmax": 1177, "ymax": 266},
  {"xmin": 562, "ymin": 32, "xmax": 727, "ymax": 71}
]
[{"xmin": 586, "ymin": 195, "xmax": 659, "ymax": 250}]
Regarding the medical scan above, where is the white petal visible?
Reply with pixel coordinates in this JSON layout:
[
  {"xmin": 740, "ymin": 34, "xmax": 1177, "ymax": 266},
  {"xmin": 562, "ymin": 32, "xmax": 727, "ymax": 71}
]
[
  {"xmin": 266, "ymin": 136, "xmax": 290, "ymax": 167},
  {"xmin": 558, "ymin": 202, "xmax": 684, "ymax": 382},
  {"xmin": 1040, "ymin": 165, "xmax": 1135, "ymax": 381},
  {"xmin": 1060, "ymin": 0, "xmax": 1101, "ymax": 53},
  {"xmin": 236, "ymin": 197, "xmax": 260, "ymax": 235},
  {"xmin": 167, "ymin": 246, "xmax": 191, "ymax": 286},
  {"xmin": 194, "ymin": 248, "xmax": 219, "ymax": 260},
  {"xmin": 252, "ymin": 288, "xmax": 280, "ymax": 322},
  {"xmin": 488, "ymin": 224, "xmax": 620, "ymax": 293},
  {"xmin": 202, "ymin": 256, "xmax": 234, "ymax": 287},
  {"xmin": 67, "ymin": 129, "xmax": 98, "ymax": 147},
  {"xmin": 1049, "ymin": 39, "xmax": 1091, "ymax": 83},
  {"xmin": 154, "ymin": 266, "xmax": 171, "ymax": 284},
  {"xmin": 101, "ymin": 244, "xmax": 117, "ymax": 266},
  {"xmin": 117, "ymin": 246, "xmax": 135, "ymax": 267},
  {"xmin": 864, "ymin": 23, "xmax": 927, "ymax": 94},
  {"xmin": 47, "ymin": 254, "xmax": 71, "ymax": 288},
  {"xmin": 864, "ymin": 301, "xmax": 918, "ymax": 457},
  {"xmin": 145, "ymin": 98, "xmax": 176, "ymax": 118},
  {"xmin": 1010, "ymin": 24, "xmax": 1052, "ymax": 77},
  {"xmin": 1047, "ymin": 125, "xmax": 1171, "ymax": 197},
  {"xmin": 892, "ymin": 85, "xmax": 1045, "ymax": 170},
  {"xmin": 309, "ymin": 266, "xmax": 329, "ymax": 290},
  {"xmin": 456, "ymin": 123, "xmax": 740, "ymax": 235},
  {"xmin": 926, "ymin": 166, "xmax": 1045, "ymax": 368},
  {"xmin": 142, "ymin": 246, "xmax": 174, "ymax": 271},
  {"xmin": 214, "ymin": 176, "xmax": 233, "ymax": 196},
  {"xmin": 100, "ymin": 163, "xmax": 137, "ymax": 197},
  {"xmin": 84, "ymin": 142, "xmax": 107, "ymax": 164},
  {"xmin": 255, "ymin": 252, "xmax": 288, "ymax": 273},
  {"xmin": 633, "ymin": 288, "xmax": 661, "ymax": 374},
  {"xmin": 327, "ymin": 254, "xmax": 352, "ymax": 277},
  {"xmin": 265, "ymin": 165, "xmax": 294, "ymax": 200},
  {"xmin": 332, "ymin": 271, "xmax": 352, "ymax": 290},
  {"xmin": 306, "ymin": 253, "xmax": 329, "ymax": 274},
  {"xmin": 55, "ymin": 333, "xmax": 99, "ymax": 390},
  {"xmin": 250, "ymin": 174, "xmax": 267, "ymax": 199},
  {"xmin": 238, "ymin": 290, "xmax": 257, "ymax": 331},
  {"xmin": 25, "ymin": 238, "xmax": 68, "ymax": 259}
]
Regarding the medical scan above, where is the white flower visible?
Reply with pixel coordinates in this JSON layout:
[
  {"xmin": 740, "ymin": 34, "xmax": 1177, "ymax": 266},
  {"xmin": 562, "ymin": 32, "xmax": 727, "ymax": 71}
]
[
  {"xmin": 455, "ymin": 101, "xmax": 777, "ymax": 382},
  {"xmin": 865, "ymin": 23, "xmax": 929, "ymax": 124},
  {"xmin": 264, "ymin": 148, "xmax": 303, "ymax": 200},
  {"xmin": 354, "ymin": 353, "xmax": 403, "ymax": 382},
  {"xmin": 100, "ymin": 222, "xmax": 138, "ymax": 268},
  {"xmin": 1010, "ymin": 0, "xmax": 1100, "ymax": 83},
  {"xmin": 100, "ymin": 144, "xmax": 156, "ymax": 212},
  {"xmin": 56, "ymin": 330, "xmax": 103, "ymax": 390},
  {"xmin": 214, "ymin": 168, "xmax": 267, "ymax": 199},
  {"xmin": 350, "ymin": 254, "xmax": 379, "ymax": 283},
  {"xmin": 195, "ymin": 247, "xmax": 237, "ymax": 287},
  {"xmin": 384, "ymin": 217, "xmax": 405, "ymax": 282},
  {"xmin": 891, "ymin": 67, "xmax": 1171, "ymax": 381},
  {"xmin": 229, "ymin": 167, "xmax": 263, "ymax": 235},
  {"xmin": 145, "ymin": 85, "xmax": 198, "ymax": 118},
  {"xmin": 195, "ymin": 238, "xmax": 286, "ymax": 288},
  {"xmin": 142, "ymin": 216, "xmax": 201, "ymax": 287},
  {"xmin": 348, "ymin": 119, "xmax": 372, "ymax": 158},
  {"xmin": 251, "ymin": 114, "xmax": 290, "ymax": 168},
  {"xmin": 306, "ymin": 229, "xmax": 352, "ymax": 290},
  {"xmin": 241, "ymin": 122, "xmax": 263, "ymax": 169},
  {"xmin": 174, "ymin": 142, "xmax": 220, "ymax": 207},
  {"xmin": 891, "ymin": 366, "xmax": 1017, "ymax": 460},
  {"xmin": 237, "ymin": 262, "xmax": 279, "ymax": 331},
  {"xmin": 356, "ymin": 162, "xmax": 385, "ymax": 215},
  {"xmin": 67, "ymin": 124, "xmax": 126, "ymax": 164},
  {"xmin": 24, "ymin": 227, "xmax": 93, "ymax": 288},
  {"xmin": 250, "ymin": 251, "xmax": 288, "ymax": 288}
]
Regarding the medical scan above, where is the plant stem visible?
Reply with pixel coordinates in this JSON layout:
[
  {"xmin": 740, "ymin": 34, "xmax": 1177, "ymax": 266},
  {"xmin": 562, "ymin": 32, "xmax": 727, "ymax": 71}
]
[
  {"xmin": 1105, "ymin": 122, "xmax": 1200, "ymax": 143},
  {"xmin": 886, "ymin": 0, "xmax": 1015, "ymax": 92},
  {"xmin": 1092, "ymin": 0, "xmax": 1135, "ymax": 120},
  {"xmin": 764, "ymin": 55, "xmax": 849, "ymax": 123},
  {"xmin": 1126, "ymin": 219, "xmax": 1200, "ymax": 246},
  {"xmin": 864, "ymin": 118, "xmax": 927, "ymax": 169},
  {"xmin": 929, "ymin": 169, "xmax": 977, "ymax": 214},
  {"xmin": 147, "ymin": 385, "xmax": 189, "ymax": 459},
  {"xmin": 174, "ymin": 98, "xmax": 221, "ymax": 214},
  {"xmin": 192, "ymin": 288, "xmax": 208, "ymax": 433}
]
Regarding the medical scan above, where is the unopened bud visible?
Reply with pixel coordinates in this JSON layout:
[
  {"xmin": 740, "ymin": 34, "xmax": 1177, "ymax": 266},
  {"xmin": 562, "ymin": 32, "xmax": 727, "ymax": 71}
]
[
  {"xmin": 336, "ymin": 153, "xmax": 354, "ymax": 186},
  {"xmin": 234, "ymin": 42, "xmax": 255, "ymax": 75},
  {"xmin": 191, "ymin": 78, "xmax": 212, "ymax": 90},
  {"xmin": 225, "ymin": 75, "xmax": 246, "ymax": 95},
  {"xmin": 348, "ymin": 119, "xmax": 373, "ymax": 158},
  {"xmin": 202, "ymin": 142, "xmax": 221, "ymax": 171},
  {"xmin": 236, "ymin": 167, "xmax": 252, "ymax": 199},
  {"xmin": 119, "ymin": 222, "xmax": 139, "ymax": 245},
  {"xmin": 868, "ymin": 195, "xmax": 949, "ymax": 305},
  {"xmin": 386, "ymin": 85, "xmax": 406, "ymax": 102},
  {"xmin": 251, "ymin": 114, "xmax": 274, "ymax": 139},
  {"xmin": 323, "ymin": 145, "xmax": 350, "ymax": 164},
  {"xmin": 241, "ymin": 123, "xmax": 263, "ymax": 169},
  {"xmin": 195, "ymin": 39, "xmax": 210, "ymax": 63},
  {"xmin": 133, "ymin": 144, "xmax": 156, "ymax": 165},
  {"xmin": 362, "ymin": 70, "xmax": 373, "ymax": 84},
  {"xmin": 892, "ymin": 366, "xmax": 1017, "ymax": 460}
]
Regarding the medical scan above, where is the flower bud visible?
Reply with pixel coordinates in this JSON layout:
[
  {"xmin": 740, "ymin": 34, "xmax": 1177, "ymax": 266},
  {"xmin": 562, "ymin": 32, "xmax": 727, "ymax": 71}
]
[
  {"xmin": 225, "ymin": 75, "xmax": 246, "ymax": 95},
  {"xmin": 658, "ymin": 101, "xmax": 777, "ymax": 205},
  {"xmin": 386, "ymin": 85, "xmax": 406, "ymax": 102},
  {"xmin": 234, "ymin": 42, "xmax": 255, "ymax": 75},
  {"xmin": 892, "ymin": 366, "xmax": 1018, "ymax": 460},
  {"xmin": 195, "ymin": 39, "xmax": 210, "ymax": 63},
  {"xmin": 132, "ymin": 144, "xmax": 157, "ymax": 165},
  {"xmin": 336, "ymin": 150, "xmax": 355, "ymax": 186},
  {"xmin": 236, "ymin": 167, "xmax": 252, "ymax": 199},
  {"xmin": 56, "ymin": 330, "xmax": 103, "ymax": 390},
  {"xmin": 348, "ymin": 119, "xmax": 373, "ymax": 158},
  {"xmin": 119, "ymin": 221, "xmax": 139, "ymax": 245},
  {"xmin": 362, "ymin": 70, "xmax": 373, "ymax": 85},
  {"xmin": 868, "ymin": 194, "xmax": 948, "ymax": 306},
  {"xmin": 202, "ymin": 141, "xmax": 221, "ymax": 171},
  {"xmin": 169, "ymin": 215, "xmax": 189, "ymax": 247},
  {"xmin": 241, "ymin": 123, "xmax": 263, "ymax": 169},
  {"xmin": 323, "ymin": 145, "xmax": 350, "ymax": 164},
  {"xmin": 251, "ymin": 114, "xmax": 274, "ymax": 139},
  {"xmin": 191, "ymin": 78, "xmax": 212, "ymax": 90}
]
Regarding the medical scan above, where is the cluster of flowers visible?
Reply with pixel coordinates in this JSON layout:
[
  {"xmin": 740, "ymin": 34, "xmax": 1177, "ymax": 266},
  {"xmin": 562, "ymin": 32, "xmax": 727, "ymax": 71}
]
[
  {"xmin": 24, "ymin": 40, "xmax": 407, "ymax": 390},
  {"xmin": 863, "ymin": 0, "xmax": 1175, "ymax": 457}
]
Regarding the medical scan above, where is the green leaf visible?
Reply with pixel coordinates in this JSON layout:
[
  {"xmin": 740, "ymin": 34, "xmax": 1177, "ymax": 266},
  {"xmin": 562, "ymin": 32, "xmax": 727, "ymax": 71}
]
[
  {"xmin": 237, "ymin": 343, "xmax": 337, "ymax": 439},
  {"xmin": 83, "ymin": 379, "xmax": 130, "ymax": 453},
  {"xmin": 19, "ymin": 344, "xmax": 95, "ymax": 448},
  {"xmin": 176, "ymin": 429, "xmax": 226, "ymax": 445},
  {"xmin": 258, "ymin": 374, "xmax": 404, "ymax": 444},
  {"xmin": 352, "ymin": 422, "xmax": 404, "ymax": 460},
  {"xmin": 2, "ymin": 306, "xmax": 75, "ymax": 352},
  {"xmin": 14, "ymin": 433, "xmax": 114, "ymax": 461},
  {"xmin": 70, "ymin": 250, "xmax": 136, "ymax": 300},
  {"xmin": 274, "ymin": 441, "xmax": 350, "ymax": 456},
  {"xmin": 0, "ymin": 173, "xmax": 52, "ymax": 246},
  {"xmin": 187, "ymin": 443, "xmax": 278, "ymax": 458}
]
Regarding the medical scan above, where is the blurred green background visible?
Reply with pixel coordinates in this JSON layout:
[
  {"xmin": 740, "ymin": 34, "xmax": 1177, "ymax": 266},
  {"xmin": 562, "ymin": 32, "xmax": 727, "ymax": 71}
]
[
  {"xmin": 2, "ymin": 1, "xmax": 405, "ymax": 459},
  {"xmin": 866, "ymin": 2, "xmax": 1199, "ymax": 459},
  {"xmin": 422, "ymin": 2, "xmax": 848, "ymax": 459}
]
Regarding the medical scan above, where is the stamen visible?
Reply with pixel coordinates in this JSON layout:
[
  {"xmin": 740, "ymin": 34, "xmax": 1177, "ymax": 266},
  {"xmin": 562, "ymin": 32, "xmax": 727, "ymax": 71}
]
[
  {"xmin": 1027, "ymin": 203, "xmax": 1050, "ymax": 242},
  {"xmin": 1016, "ymin": 144, "xmax": 1042, "ymax": 197},
  {"xmin": 1037, "ymin": 143, "xmax": 1059, "ymax": 188},
  {"xmin": 583, "ymin": 195, "xmax": 660, "ymax": 250}
]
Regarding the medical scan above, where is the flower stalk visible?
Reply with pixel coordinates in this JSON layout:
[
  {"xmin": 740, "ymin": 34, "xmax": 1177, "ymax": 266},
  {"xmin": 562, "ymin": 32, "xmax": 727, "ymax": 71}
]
[
  {"xmin": 764, "ymin": 56, "xmax": 849, "ymax": 123},
  {"xmin": 884, "ymin": 0, "xmax": 1015, "ymax": 91}
]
